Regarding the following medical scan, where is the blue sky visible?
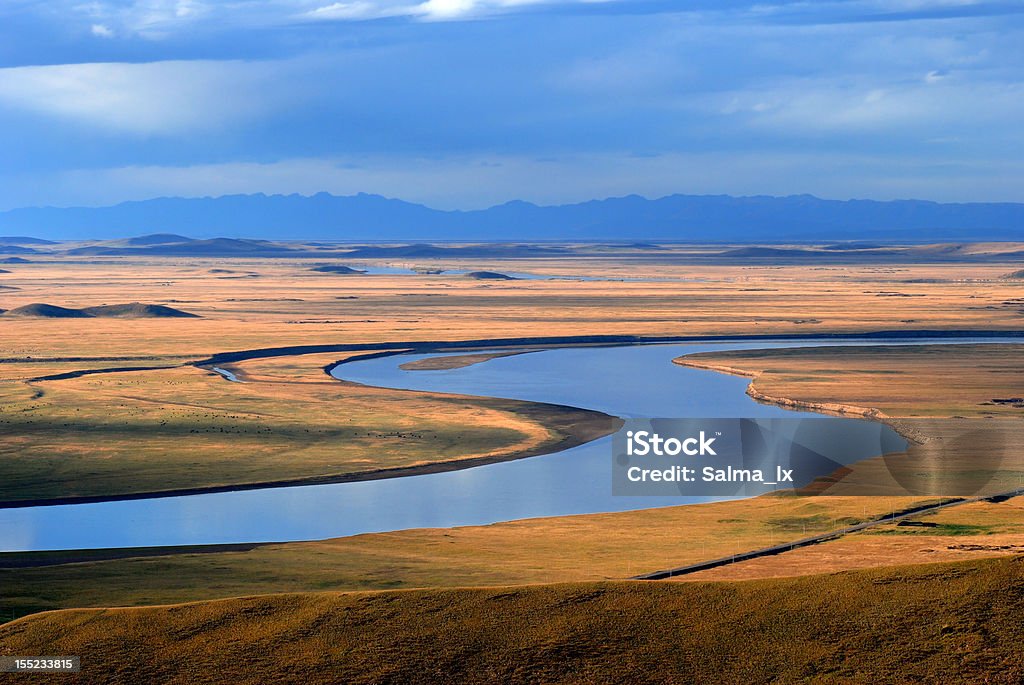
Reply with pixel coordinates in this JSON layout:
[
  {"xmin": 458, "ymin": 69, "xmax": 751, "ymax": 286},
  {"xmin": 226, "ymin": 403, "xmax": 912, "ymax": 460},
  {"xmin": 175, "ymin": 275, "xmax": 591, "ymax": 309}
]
[{"xmin": 0, "ymin": 0, "xmax": 1022, "ymax": 210}]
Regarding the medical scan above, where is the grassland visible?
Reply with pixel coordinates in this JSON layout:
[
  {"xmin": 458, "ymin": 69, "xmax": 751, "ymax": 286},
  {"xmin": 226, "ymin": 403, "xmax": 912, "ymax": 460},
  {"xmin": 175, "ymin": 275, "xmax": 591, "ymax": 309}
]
[
  {"xmin": 677, "ymin": 343, "xmax": 1024, "ymax": 419},
  {"xmin": 3, "ymin": 555, "xmax": 1023, "ymax": 684},
  {"xmin": 2, "ymin": 254, "xmax": 1022, "ymax": 501},
  {"xmin": 5, "ymin": 341, "xmax": 1022, "ymax": 618},
  {"xmin": 3, "ymin": 249, "xmax": 1024, "ymax": 682},
  {"xmin": 0, "ymin": 350, "xmax": 614, "ymax": 503},
  {"xmin": 2, "ymin": 256, "xmax": 1024, "ymax": 363},
  {"xmin": 0, "ymin": 494, "xmax": 935, "ymax": 619},
  {"xmin": 670, "ymin": 343, "xmax": 1024, "ymax": 579}
]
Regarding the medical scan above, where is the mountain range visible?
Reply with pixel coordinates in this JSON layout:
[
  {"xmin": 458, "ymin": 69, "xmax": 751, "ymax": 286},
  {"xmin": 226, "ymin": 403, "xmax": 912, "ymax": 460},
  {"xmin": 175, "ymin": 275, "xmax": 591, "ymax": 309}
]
[{"xmin": 2, "ymin": 192, "xmax": 1024, "ymax": 241}]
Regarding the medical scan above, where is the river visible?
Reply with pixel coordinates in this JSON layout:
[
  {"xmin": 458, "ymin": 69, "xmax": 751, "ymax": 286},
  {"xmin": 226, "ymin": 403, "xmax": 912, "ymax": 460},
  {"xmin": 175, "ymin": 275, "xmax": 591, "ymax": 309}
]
[{"xmin": 0, "ymin": 338, "xmax": 1005, "ymax": 552}]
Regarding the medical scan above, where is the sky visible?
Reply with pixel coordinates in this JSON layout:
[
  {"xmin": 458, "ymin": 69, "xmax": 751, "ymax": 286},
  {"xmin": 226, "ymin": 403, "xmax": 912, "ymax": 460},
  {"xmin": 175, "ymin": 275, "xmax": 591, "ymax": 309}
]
[{"xmin": 0, "ymin": 0, "xmax": 1022, "ymax": 210}]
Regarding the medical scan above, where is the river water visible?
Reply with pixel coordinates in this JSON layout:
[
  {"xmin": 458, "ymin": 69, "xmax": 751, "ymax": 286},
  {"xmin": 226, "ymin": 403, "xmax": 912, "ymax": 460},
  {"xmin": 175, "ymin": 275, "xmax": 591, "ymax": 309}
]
[{"xmin": 0, "ymin": 338, "xmax": 1004, "ymax": 552}]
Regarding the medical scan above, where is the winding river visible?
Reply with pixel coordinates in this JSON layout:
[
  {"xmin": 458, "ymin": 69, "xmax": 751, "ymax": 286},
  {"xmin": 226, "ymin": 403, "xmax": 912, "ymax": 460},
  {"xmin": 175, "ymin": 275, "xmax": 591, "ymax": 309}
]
[{"xmin": 0, "ymin": 338, "xmax": 1013, "ymax": 552}]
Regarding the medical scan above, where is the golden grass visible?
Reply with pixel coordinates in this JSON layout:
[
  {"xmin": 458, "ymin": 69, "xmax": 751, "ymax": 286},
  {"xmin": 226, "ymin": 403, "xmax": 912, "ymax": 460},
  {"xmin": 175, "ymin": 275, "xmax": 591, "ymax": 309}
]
[
  {"xmin": 0, "ymin": 494, "xmax": 932, "ymax": 619},
  {"xmin": 0, "ymin": 351, "xmax": 612, "ymax": 502},
  {"xmin": 2, "ymin": 257, "xmax": 1024, "ymax": 363},
  {"xmin": 679, "ymin": 343, "xmax": 1024, "ymax": 418},
  {"xmin": 3, "ymin": 255, "xmax": 1020, "ymax": 501},
  {"xmin": 4, "ymin": 255, "xmax": 1024, "ymax": 632},
  {"xmin": 667, "ymin": 343, "xmax": 1024, "ymax": 579},
  {"xmin": 2, "ymin": 555, "xmax": 1024, "ymax": 684}
]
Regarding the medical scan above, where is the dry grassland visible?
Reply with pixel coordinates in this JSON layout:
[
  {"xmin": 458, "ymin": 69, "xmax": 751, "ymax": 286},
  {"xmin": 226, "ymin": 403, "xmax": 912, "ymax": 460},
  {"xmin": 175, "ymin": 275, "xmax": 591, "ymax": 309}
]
[{"xmin": 3, "ymin": 555, "xmax": 1023, "ymax": 684}]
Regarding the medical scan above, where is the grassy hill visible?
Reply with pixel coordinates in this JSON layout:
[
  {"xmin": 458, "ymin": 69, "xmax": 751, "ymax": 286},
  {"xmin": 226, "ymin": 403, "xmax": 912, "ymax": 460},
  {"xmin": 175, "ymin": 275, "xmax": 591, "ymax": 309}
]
[
  {"xmin": 4, "ymin": 303, "xmax": 93, "ymax": 318},
  {"xmin": 80, "ymin": 303, "xmax": 199, "ymax": 318},
  {"xmin": 2, "ymin": 302, "xmax": 197, "ymax": 318},
  {"xmin": 1, "ymin": 556, "xmax": 1022, "ymax": 684}
]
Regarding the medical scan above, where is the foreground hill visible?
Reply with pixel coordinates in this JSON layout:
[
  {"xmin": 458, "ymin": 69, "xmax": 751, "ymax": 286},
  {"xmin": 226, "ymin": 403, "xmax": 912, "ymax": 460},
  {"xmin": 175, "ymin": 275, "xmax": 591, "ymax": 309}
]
[{"xmin": 1, "ymin": 556, "xmax": 1021, "ymax": 684}]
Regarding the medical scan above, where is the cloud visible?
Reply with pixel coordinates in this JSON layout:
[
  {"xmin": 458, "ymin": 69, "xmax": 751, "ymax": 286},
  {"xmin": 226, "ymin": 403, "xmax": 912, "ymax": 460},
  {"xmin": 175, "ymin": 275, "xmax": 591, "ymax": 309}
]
[
  {"xmin": 0, "ymin": 60, "xmax": 290, "ymax": 135},
  {"xmin": 91, "ymin": 23, "xmax": 115, "ymax": 38},
  {"xmin": 716, "ymin": 77, "xmax": 1024, "ymax": 135},
  {"xmin": 303, "ymin": 0, "xmax": 594, "ymax": 22}
]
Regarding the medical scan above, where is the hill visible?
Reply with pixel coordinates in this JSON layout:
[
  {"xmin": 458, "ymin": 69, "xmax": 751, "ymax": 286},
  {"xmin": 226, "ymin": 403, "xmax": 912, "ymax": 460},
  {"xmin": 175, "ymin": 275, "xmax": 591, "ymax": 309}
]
[
  {"xmin": 80, "ymin": 303, "xmax": 198, "ymax": 318},
  {"xmin": 123, "ymin": 234, "xmax": 192, "ymax": 246},
  {"xmin": 310, "ymin": 265, "xmax": 366, "ymax": 274},
  {"xmin": 0, "ymin": 257, "xmax": 31, "ymax": 264},
  {"xmin": 66, "ymin": 237, "xmax": 290, "ymax": 257},
  {"xmin": 3, "ymin": 303, "xmax": 197, "ymax": 318},
  {"xmin": 4, "ymin": 192, "xmax": 1024, "ymax": 241},
  {"xmin": 1002, "ymin": 269, "xmax": 1024, "ymax": 279},
  {"xmin": 464, "ymin": 271, "xmax": 518, "ymax": 280},
  {"xmin": 1, "ymin": 556, "xmax": 1021, "ymax": 684},
  {"xmin": 0, "ymin": 236, "xmax": 55, "ymax": 245},
  {"xmin": 4, "ymin": 303, "xmax": 93, "ymax": 318}
]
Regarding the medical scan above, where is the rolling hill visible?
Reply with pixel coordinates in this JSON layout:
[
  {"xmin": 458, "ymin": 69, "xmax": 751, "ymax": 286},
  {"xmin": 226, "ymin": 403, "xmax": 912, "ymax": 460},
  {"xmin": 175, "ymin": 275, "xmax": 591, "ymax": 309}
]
[
  {"xmin": 1, "ymin": 556, "xmax": 1021, "ymax": 684},
  {"xmin": 5, "ymin": 303, "xmax": 94, "ymax": 318},
  {"xmin": 3, "ymin": 303, "xmax": 197, "ymax": 318},
  {"xmin": 80, "ymin": 303, "xmax": 199, "ymax": 318}
]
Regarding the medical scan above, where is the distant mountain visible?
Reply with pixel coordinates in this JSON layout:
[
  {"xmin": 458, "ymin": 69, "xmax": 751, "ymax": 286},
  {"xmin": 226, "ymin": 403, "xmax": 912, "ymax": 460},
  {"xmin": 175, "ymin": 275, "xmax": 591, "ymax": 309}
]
[
  {"xmin": 124, "ymin": 233, "xmax": 193, "ymax": 246},
  {"xmin": 0, "ymin": 236, "xmax": 56, "ymax": 245},
  {"xmin": 2, "ymin": 192, "xmax": 1024, "ymax": 241}
]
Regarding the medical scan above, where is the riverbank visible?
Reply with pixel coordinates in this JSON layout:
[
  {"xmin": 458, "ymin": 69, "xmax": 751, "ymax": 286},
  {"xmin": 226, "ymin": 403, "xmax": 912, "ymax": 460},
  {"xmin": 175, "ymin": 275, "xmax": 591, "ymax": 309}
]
[{"xmin": 0, "ymin": 350, "xmax": 618, "ymax": 508}]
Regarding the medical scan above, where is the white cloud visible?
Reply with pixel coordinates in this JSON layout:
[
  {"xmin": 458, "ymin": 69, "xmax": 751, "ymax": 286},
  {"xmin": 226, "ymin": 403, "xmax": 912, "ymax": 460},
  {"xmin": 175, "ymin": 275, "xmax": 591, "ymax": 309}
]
[
  {"xmin": 715, "ymin": 77, "xmax": 1024, "ymax": 134},
  {"xmin": 0, "ymin": 60, "xmax": 291, "ymax": 134},
  {"xmin": 75, "ymin": 0, "xmax": 213, "ymax": 39},
  {"xmin": 90, "ymin": 23, "xmax": 115, "ymax": 38},
  {"xmin": 58, "ymin": 0, "xmax": 611, "ymax": 32},
  {"xmin": 303, "ymin": 0, "xmax": 589, "ymax": 22}
]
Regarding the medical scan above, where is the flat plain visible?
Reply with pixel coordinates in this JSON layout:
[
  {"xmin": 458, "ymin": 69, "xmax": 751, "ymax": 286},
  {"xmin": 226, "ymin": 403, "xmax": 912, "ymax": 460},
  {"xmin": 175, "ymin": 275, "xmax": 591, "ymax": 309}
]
[{"xmin": 2, "ymin": 242, "xmax": 1024, "ymax": 681}]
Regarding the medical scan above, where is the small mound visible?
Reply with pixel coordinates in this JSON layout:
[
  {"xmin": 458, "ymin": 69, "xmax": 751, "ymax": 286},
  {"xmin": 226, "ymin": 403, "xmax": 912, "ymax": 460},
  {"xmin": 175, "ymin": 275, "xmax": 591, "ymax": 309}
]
[
  {"xmin": 5, "ymin": 303, "xmax": 93, "ymax": 318},
  {"xmin": 82, "ymin": 303, "xmax": 199, "ymax": 318},
  {"xmin": 311, "ymin": 265, "xmax": 366, "ymax": 274},
  {"xmin": 0, "ymin": 268, "xmax": 10, "ymax": 273},
  {"xmin": 464, "ymin": 271, "xmax": 519, "ymax": 280},
  {"xmin": 1001, "ymin": 269, "xmax": 1024, "ymax": 280},
  {"xmin": 1, "ymin": 257, "xmax": 31, "ymax": 264}
]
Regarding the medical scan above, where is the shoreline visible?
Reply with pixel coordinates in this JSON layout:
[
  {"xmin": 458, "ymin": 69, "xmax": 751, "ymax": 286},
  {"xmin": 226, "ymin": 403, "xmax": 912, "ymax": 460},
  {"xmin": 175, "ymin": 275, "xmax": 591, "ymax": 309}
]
[
  {"xmin": 0, "ymin": 400, "xmax": 620, "ymax": 511},
  {"xmin": 11, "ymin": 329, "xmax": 1021, "ymax": 509},
  {"xmin": 672, "ymin": 356, "xmax": 931, "ymax": 444}
]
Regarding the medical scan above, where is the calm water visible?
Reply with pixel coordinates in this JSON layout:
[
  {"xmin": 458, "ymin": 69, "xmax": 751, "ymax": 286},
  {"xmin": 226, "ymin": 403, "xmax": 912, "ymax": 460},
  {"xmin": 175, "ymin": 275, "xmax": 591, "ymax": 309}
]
[
  {"xmin": 0, "ymin": 339, "xmax": 1009, "ymax": 552},
  {"xmin": 349, "ymin": 265, "xmax": 693, "ymax": 281}
]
